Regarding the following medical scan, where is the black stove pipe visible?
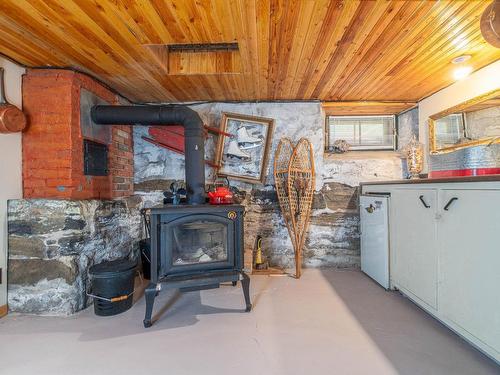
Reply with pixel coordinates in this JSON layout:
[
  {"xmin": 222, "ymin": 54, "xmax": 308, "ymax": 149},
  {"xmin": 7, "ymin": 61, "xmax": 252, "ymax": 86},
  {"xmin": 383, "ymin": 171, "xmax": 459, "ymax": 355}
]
[{"xmin": 91, "ymin": 104, "xmax": 205, "ymax": 205}]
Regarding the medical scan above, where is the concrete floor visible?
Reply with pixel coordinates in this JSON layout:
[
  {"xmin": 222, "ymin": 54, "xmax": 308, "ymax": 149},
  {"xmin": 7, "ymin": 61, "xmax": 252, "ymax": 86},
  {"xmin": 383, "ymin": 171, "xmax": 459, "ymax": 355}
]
[{"xmin": 0, "ymin": 269, "xmax": 499, "ymax": 375}]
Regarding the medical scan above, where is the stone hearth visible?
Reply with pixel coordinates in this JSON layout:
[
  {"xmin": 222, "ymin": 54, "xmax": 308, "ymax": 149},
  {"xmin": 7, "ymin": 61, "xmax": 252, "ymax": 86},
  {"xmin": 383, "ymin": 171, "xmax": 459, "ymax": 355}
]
[{"xmin": 8, "ymin": 197, "xmax": 143, "ymax": 315}]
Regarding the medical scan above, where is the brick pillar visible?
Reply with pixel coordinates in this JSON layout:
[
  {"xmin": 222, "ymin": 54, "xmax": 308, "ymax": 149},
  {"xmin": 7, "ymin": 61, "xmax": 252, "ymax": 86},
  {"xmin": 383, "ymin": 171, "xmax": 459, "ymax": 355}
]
[
  {"xmin": 109, "ymin": 126, "xmax": 134, "ymax": 197},
  {"xmin": 22, "ymin": 69, "xmax": 134, "ymax": 199}
]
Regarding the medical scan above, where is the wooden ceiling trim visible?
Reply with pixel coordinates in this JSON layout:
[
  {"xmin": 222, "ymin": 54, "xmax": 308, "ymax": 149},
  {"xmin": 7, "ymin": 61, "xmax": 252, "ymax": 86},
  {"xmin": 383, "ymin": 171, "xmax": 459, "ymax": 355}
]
[
  {"xmin": 255, "ymin": 0, "xmax": 270, "ymax": 98},
  {"xmin": 350, "ymin": 0, "xmax": 455, "ymax": 99},
  {"xmin": 350, "ymin": 2, "xmax": 457, "ymax": 99},
  {"xmin": 232, "ymin": 0, "xmax": 258, "ymax": 99},
  {"xmin": 319, "ymin": 0, "xmax": 414, "ymax": 100},
  {"xmin": 278, "ymin": 0, "xmax": 312, "ymax": 97},
  {"xmin": 322, "ymin": 101, "xmax": 417, "ymax": 115},
  {"xmin": 0, "ymin": 28, "xmax": 63, "ymax": 67},
  {"xmin": 0, "ymin": 0, "xmax": 498, "ymax": 103},
  {"xmin": 11, "ymin": 1, "xmax": 125, "ymax": 74},
  {"xmin": 285, "ymin": 1, "xmax": 327, "ymax": 98},
  {"xmin": 369, "ymin": 1, "xmax": 482, "ymax": 98},
  {"xmin": 71, "ymin": 1, "xmax": 193, "ymax": 101},
  {"xmin": 0, "ymin": 2, "xmax": 170, "ymax": 102},
  {"xmin": 149, "ymin": 1, "xmax": 187, "ymax": 43},
  {"xmin": 325, "ymin": 0, "xmax": 434, "ymax": 100},
  {"xmin": 392, "ymin": 31, "xmax": 490, "ymax": 99},
  {"xmin": 365, "ymin": 1, "xmax": 483, "ymax": 96},
  {"xmin": 270, "ymin": 0, "xmax": 303, "ymax": 99},
  {"xmin": 382, "ymin": 1, "xmax": 463, "ymax": 78},
  {"xmin": 344, "ymin": 1, "xmax": 486, "ymax": 100},
  {"xmin": 296, "ymin": 0, "xmax": 362, "ymax": 99},
  {"xmin": 307, "ymin": 1, "xmax": 394, "ymax": 99},
  {"xmin": 0, "ymin": 3, "xmax": 102, "ymax": 72}
]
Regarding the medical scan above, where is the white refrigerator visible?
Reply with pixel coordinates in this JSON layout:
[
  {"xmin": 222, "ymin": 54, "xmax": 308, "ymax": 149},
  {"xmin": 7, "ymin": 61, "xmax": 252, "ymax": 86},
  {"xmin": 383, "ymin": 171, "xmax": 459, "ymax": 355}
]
[{"xmin": 360, "ymin": 194, "xmax": 390, "ymax": 289}]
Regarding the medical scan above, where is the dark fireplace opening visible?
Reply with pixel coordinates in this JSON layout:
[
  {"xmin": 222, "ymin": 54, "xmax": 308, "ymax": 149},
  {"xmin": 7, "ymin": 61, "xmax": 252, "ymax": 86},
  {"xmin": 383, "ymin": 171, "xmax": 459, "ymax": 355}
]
[
  {"xmin": 83, "ymin": 139, "xmax": 108, "ymax": 176},
  {"xmin": 171, "ymin": 220, "xmax": 228, "ymax": 265},
  {"xmin": 160, "ymin": 211, "xmax": 237, "ymax": 276}
]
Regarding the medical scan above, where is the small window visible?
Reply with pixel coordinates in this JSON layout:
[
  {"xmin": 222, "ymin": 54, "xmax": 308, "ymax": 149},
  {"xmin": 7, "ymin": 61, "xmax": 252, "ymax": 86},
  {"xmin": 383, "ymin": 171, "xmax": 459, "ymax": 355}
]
[{"xmin": 326, "ymin": 115, "xmax": 396, "ymax": 151}]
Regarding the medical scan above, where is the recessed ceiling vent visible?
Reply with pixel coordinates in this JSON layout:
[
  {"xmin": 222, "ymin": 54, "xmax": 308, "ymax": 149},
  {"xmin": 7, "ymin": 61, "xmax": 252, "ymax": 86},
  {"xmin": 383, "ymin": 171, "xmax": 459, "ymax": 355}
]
[
  {"xmin": 168, "ymin": 42, "xmax": 238, "ymax": 52},
  {"xmin": 145, "ymin": 42, "xmax": 242, "ymax": 75}
]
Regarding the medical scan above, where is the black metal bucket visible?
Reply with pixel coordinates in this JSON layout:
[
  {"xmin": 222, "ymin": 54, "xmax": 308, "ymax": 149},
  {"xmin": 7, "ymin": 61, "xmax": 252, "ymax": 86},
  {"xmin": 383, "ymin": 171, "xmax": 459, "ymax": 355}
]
[{"xmin": 88, "ymin": 259, "xmax": 137, "ymax": 316}]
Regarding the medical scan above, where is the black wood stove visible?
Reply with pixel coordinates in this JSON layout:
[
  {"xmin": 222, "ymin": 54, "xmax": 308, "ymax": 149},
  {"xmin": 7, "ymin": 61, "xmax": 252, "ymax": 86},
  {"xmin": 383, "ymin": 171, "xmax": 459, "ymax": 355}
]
[
  {"xmin": 143, "ymin": 204, "xmax": 251, "ymax": 328},
  {"xmin": 91, "ymin": 104, "xmax": 251, "ymax": 328}
]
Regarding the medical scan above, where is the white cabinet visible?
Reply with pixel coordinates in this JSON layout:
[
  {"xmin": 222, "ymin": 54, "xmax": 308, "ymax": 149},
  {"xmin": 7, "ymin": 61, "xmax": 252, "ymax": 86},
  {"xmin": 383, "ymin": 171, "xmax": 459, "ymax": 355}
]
[
  {"xmin": 391, "ymin": 189, "xmax": 438, "ymax": 309},
  {"xmin": 361, "ymin": 180, "xmax": 500, "ymax": 363},
  {"xmin": 438, "ymin": 189, "xmax": 500, "ymax": 355}
]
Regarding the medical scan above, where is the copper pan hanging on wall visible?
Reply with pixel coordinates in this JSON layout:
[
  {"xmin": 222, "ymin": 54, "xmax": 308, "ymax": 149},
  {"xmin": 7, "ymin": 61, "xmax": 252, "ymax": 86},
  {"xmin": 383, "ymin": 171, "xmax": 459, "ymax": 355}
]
[{"xmin": 0, "ymin": 67, "xmax": 27, "ymax": 133}]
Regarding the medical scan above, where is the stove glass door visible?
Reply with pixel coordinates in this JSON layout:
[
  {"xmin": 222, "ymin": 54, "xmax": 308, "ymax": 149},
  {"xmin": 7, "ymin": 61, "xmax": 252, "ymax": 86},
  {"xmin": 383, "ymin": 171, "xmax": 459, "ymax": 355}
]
[{"xmin": 162, "ymin": 214, "xmax": 234, "ymax": 274}]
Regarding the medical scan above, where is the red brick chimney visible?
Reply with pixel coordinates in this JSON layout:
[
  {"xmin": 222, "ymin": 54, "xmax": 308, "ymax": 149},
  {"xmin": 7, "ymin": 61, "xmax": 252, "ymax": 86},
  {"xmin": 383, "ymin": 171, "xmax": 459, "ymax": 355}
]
[{"xmin": 22, "ymin": 69, "xmax": 133, "ymax": 199}]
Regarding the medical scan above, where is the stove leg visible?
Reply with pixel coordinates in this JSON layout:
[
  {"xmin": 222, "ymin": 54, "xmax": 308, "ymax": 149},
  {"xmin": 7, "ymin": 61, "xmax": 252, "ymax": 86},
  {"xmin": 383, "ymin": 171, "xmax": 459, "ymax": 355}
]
[
  {"xmin": 240, "ymin": 272, "xmax": 252, "ymax": 312},
  {"xmin": 143, "ymin": 283, "xmax": 157, "ymax": 328}
]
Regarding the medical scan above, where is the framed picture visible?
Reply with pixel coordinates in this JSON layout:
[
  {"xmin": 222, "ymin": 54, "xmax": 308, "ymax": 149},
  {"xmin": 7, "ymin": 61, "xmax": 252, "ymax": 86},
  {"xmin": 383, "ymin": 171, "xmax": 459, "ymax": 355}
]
[{"xmin": 215, "ymin": 112, "xmax": 274, "ymax": 184}]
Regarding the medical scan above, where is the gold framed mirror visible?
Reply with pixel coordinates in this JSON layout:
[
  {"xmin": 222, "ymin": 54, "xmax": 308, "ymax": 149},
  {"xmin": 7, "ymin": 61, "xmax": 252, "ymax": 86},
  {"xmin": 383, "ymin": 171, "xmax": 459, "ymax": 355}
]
[{"xmin": 429, "ymin": 88, "xmax": 500, "ymax": 154}]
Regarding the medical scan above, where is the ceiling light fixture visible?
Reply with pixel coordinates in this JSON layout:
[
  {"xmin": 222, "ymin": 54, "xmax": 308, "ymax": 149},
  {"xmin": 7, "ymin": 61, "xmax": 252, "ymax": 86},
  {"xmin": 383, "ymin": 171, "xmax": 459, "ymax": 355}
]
[
  {"xmin": 451, "ymin": 55, "xmax": 471, "ymax": 64},
  {"xmin": 453, "ymin": 66, "xmax": 473, "ymax": 80}
]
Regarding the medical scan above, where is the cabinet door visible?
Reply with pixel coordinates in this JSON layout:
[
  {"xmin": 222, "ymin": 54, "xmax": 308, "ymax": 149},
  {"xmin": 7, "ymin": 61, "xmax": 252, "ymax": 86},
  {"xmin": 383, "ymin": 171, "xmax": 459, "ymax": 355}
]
[
  {"xmin": 391, "ymin": 189, "xmax": 438, "ymax": 309},
  {"xmin": 439, "ymin": 189, "xmax": 500, "ymax": 353}
]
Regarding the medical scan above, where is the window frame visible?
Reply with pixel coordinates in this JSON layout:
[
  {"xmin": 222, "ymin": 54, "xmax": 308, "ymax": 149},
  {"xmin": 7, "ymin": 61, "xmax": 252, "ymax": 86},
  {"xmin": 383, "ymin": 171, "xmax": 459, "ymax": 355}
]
[{"xmin": 325, "ymin": 114, "xmax": 397, "ymax": 152}]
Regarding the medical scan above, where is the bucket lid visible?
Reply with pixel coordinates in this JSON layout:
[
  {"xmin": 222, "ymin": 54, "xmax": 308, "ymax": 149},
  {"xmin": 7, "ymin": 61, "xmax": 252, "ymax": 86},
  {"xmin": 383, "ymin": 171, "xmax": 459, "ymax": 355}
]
[{"xmin": 89, "ymin": 259, "xmax": 137, "ymax": 277}]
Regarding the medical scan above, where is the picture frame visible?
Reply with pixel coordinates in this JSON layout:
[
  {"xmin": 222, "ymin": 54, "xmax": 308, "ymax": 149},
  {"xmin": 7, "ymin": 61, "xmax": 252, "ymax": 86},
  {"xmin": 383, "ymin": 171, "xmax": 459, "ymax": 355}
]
[{"xmin": 214, "ymin": 112, "xmax": 275, "ymax": 184}]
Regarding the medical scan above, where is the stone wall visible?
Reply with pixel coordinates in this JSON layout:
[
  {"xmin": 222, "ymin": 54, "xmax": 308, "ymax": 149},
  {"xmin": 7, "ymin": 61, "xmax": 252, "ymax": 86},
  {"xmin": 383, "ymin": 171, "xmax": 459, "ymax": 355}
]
[
  {"xmin": 397, "ymin": 108, "xmax": 419, "ymax": 150},
  {"xmin": 134, "ymin": 102, "xmax": 413, "ymax": 269},
  {"xmin": 8, "ymin": 197, "xmax": 143, "ymax": 315}
]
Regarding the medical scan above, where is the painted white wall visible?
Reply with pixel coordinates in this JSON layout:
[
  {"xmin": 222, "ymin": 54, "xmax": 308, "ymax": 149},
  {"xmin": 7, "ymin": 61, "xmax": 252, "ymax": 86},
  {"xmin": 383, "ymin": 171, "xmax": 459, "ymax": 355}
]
[
  {"xmin": 0, "ymin": 57, "xmax": 24, "ymax": 309},
  {"xmin": 419, "ymin": 60, "xmax": 500, "ymax": 171}
]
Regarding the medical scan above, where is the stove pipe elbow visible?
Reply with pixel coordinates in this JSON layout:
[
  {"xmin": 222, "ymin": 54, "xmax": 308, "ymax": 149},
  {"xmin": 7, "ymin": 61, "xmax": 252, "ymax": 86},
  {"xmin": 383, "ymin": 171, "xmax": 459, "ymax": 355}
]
[{"xmin": 91, "ymin": 105, "xmax": 206, "ymax": 205}]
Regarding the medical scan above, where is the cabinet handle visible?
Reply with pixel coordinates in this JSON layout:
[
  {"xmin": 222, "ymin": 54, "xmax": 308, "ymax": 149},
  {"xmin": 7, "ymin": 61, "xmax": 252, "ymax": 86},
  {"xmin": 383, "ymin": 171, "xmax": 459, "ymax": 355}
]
[
  {"xmin": 419, "ymin": 195, "xmax": 430, "ymax": 208},
  {"xmin": 444, "ymin": 197, "xmax": 458, "ymax": 211}
]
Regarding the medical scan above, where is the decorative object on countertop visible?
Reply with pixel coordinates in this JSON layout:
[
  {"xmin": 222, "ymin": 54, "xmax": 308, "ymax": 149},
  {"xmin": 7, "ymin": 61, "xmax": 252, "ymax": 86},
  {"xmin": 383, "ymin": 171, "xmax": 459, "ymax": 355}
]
[
  {"xmin": 402, "ymin": 135, "xmax": 424, "ymax": 179},
  {"xmin": 331, "ymin": 139, "xmax": 350, "ymax": 153},
  {"xmin": 215, "ymin": 112, "xmax": 274, "ymax": 184},
  {"xmin": 207, "ymin": 177, "xmax": 234, "ymax": 205},
  {"xmin": 88, "ymin": 259, "xmax": 137, "ymax": 317},
  {"xmin": 274, "ymin": 137, "xmax": 315, "ymax": 278},
  {"xmin": 0, "ymin": 67, "xmax": 27, "ymax": 133}
]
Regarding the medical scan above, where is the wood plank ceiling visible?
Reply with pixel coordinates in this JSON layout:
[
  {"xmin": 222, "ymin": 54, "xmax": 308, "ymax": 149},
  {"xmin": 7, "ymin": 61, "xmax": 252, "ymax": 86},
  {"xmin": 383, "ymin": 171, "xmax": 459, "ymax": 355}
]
[{"xmin": 0, "ymin": 0, "xmax": 498, "ymax": 104}]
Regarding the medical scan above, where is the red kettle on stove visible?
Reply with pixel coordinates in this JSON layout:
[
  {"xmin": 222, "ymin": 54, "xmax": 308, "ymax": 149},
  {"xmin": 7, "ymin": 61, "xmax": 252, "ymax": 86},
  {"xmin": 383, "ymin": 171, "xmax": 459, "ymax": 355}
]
[{"xmin": 207, "ymin": 177, "xmax": 233, "ymax": 205}]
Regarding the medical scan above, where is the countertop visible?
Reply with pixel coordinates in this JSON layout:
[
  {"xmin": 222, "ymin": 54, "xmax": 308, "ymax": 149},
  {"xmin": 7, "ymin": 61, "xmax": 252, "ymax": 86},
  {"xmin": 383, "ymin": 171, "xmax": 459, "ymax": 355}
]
[{"xmin": 360, "ymin": 174, "xmax": 500, "ymax": 186}]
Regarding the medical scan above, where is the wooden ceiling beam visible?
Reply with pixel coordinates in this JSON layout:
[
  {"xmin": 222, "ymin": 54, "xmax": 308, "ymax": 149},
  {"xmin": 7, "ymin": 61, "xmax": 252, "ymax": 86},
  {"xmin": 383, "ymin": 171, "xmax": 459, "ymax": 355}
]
[
  {"xmin": 322, "ymin": 101, "xmax": 417, "ymax": 115},
  {"xmin": 0, "ymin": 0, "xmax": 497, "ymax": 103}
]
